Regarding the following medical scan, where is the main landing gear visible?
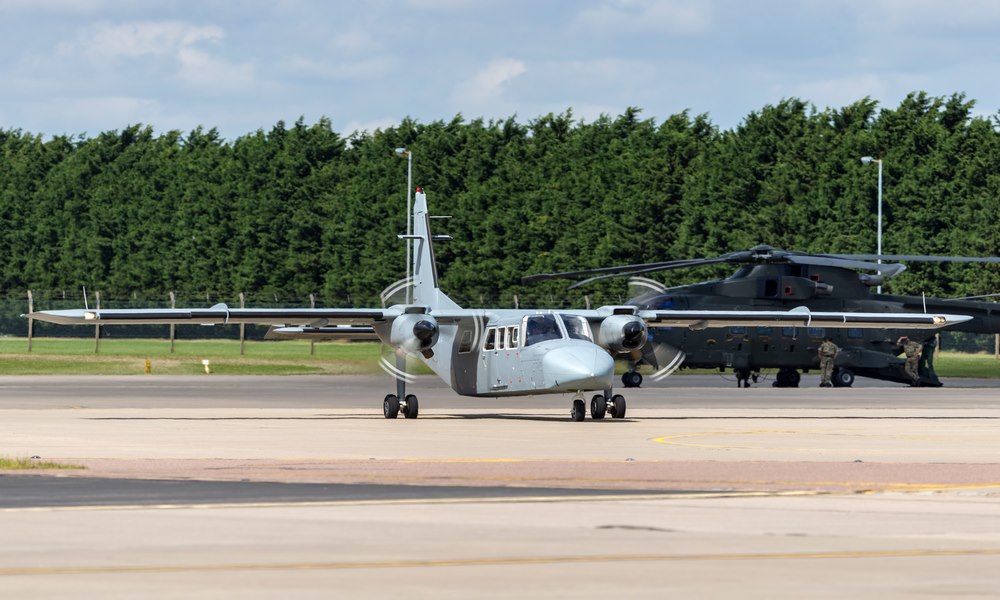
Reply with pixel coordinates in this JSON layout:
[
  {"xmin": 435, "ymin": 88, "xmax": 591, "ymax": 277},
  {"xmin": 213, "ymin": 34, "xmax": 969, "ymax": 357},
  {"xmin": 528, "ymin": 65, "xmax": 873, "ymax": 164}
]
[
  {"xmin": 570, "ymin": 392, "xmax": 627, "ymax": 422},
  {"xmin": 383, "ymin": 393, "xmax": 419, "ymax": 419},
  {"xmin": 383, "ymin": 353, "xmax": 419, "ymax": 419}
]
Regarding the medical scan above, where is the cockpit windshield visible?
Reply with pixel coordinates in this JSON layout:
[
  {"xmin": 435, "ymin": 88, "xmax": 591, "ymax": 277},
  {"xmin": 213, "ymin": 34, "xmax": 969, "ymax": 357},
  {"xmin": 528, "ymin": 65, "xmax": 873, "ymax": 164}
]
[
  {"xmin": 524, "ymin": 314, "xmax": 562, "ymax": 346},
  {"xmin": 560, "ymin": 314, "xmax": 592, "ymax": 341}
]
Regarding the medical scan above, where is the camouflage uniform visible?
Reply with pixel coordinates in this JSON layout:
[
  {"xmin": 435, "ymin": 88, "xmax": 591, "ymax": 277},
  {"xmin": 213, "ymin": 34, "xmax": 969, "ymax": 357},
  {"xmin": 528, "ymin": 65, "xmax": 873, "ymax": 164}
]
[
  {"xmin": 818, "ymin": 339, "xmax": 838, "ymax": 387},
  {"xmin": 902, "ymin": 339, "xmax": 923, "ymax": 385}
]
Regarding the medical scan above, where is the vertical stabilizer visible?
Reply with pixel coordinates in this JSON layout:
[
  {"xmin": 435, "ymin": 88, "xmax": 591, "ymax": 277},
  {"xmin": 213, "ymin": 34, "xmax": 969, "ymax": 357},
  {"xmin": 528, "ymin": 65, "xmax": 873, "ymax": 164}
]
[{"xmin": 410, "ymin": 190, "xmax": 461, "ymax": 310}]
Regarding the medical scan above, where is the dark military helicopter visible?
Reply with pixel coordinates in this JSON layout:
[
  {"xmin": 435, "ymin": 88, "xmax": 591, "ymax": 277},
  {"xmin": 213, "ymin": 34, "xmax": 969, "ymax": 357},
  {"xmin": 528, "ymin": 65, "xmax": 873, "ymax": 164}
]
[{"xmin": 524, "ymin": 245, "xmax": 1000, "ymax": 388}]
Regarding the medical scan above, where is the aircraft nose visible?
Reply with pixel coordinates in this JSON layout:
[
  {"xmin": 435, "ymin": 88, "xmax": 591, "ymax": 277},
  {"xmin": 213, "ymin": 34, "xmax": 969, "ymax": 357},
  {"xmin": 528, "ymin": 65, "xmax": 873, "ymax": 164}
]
[{"xmin": 542, "ymin": 344, "xmax": 615, "ymax": 391}]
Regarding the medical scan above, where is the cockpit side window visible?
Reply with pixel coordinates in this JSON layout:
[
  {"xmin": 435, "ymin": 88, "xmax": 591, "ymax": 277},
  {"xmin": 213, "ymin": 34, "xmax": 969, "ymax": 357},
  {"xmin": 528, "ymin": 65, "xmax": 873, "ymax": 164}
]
[
  {"xmin": 507, "ymin": 326, "xmax": 519, "ymax": 348},
  {"xmin": 483, "ymin": 328, "xmax": 496, "ymax": 351},
  {"xmin": 525, "ymin": 314, "xmax": 562, "ymax": 346},
  {"xmin": 560, "ymin": 315, "xmax": 592, "ymax": 341}
]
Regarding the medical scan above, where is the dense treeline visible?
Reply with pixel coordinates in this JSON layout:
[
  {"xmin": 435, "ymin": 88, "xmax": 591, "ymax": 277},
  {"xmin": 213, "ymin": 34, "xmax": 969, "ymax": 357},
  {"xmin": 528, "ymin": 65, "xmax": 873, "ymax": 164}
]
[{"xmin": 1, "ymin": 92, "xmax": 999, "ymax": 309}]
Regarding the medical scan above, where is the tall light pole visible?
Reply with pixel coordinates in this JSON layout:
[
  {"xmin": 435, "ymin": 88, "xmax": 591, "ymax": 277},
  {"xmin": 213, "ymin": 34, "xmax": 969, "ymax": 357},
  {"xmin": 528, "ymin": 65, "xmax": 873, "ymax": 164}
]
[
  {"xmin": 394, "ymin": 148, "xmax": 412, "ymax": 303},
  {"xmin": 861, "ymin": 156, "xmax": 883, "ymax": 293}
]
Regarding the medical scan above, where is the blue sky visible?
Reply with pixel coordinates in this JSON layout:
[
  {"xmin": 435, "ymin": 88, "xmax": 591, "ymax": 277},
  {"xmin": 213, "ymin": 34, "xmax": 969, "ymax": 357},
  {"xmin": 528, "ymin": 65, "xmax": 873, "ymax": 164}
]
[{"xmin": 2, "ymin": 0, "xmax": 999, "ymax": 140}]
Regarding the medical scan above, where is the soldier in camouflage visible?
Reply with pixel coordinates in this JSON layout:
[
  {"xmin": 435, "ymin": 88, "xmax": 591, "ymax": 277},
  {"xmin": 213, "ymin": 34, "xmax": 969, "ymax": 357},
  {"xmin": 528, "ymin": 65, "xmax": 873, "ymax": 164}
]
[
  {"xmin": 897, "ymin": 336, "xmax": 923, "ymax": 386},
  {"xmin": 818, "ymin": 336, "xmax": 839, "ymax": 387}
]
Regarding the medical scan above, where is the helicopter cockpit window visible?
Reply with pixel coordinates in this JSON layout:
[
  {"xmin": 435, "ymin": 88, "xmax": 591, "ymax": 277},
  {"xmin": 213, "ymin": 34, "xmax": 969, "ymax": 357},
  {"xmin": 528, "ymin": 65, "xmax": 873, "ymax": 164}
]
[
  {"xmin": 525, "ymin": 314, "xmax": 563, "ymax": 346},
  {"xmin": 560, "ymin": 315, "xmax": 592, "ymax": 341}
]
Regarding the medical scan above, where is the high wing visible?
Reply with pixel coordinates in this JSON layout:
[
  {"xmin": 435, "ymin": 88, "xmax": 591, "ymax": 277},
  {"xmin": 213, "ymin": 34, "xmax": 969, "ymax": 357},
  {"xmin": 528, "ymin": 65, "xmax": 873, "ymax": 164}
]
[
  {"xmin": 578, "ymin": 306, "xmax": 971, "ymax": 330},
  {"xmin": 27, "ymin": 304, "xmax": 971, "ymax": 331},
  {"xmin": 26, "ymin": 303, "xmax": 396, "ymax": 327}
]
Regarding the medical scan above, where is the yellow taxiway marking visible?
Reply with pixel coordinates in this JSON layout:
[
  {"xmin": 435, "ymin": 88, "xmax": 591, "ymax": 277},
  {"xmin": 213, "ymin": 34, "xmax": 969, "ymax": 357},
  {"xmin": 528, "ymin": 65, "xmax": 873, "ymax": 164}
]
[
  {"xmin": 5, "ymin": 548, "xmax": 1000, "ymax": 576},
  {"xmin": 651, "ymin": 429, "xmax": 958, "ymax": 452}
]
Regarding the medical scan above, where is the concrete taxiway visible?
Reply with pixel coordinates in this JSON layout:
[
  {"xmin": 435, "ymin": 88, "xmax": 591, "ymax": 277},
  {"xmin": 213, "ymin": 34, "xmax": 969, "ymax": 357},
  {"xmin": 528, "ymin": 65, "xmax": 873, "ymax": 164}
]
[{"xmin": 2, "ymin": 374, "xmax": 1000, "ymax": 598}]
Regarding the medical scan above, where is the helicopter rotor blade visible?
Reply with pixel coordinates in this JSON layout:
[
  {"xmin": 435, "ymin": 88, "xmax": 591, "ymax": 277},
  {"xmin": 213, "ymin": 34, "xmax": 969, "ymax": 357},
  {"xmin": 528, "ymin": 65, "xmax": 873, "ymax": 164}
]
[
  {"xmin": 784, "ymin": 254, "xmax": 907, "ymax": 277},
  {"xmin": 520, "ymin": 255, "xmax": 743, "ymax": 285},
  {"xmin": 831, "ymin": 254, "xmax": 1000, "ymax": 264},
  {"xmin": 565, "ymin": 257, "xmax": 735, "ymax": 290}
]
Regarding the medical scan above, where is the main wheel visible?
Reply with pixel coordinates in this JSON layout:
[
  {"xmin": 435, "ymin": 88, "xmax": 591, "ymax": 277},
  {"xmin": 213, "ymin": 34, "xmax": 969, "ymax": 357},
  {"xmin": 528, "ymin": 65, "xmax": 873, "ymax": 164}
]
[
  {"xmin": 621, "ymin": 371, "xmax": 643, "ymax": 388},
  {"xmin": 786, "ymin": 369, "xmax": 801, "ymax": 387},
  {"xmin": 383, "ymin": 394, "xmax": 400, "ymax": 419},
  {"xmin": 610, "ymin": 394, "xmax": 627, "ymax": 419},
  {"xmin": 403, "ymin": 394, "xmax": 419, "ymax": 419},
  {"xmin": 832, "ymin": 368, "xmax": 855, "ymax": 388},
  {"xmin": 590, "ymin": 394, "xmax": 607, "ymax": 420},
  {"xmin": 571, "ymin": 399, "xmax": 586, "ymax": 422}
]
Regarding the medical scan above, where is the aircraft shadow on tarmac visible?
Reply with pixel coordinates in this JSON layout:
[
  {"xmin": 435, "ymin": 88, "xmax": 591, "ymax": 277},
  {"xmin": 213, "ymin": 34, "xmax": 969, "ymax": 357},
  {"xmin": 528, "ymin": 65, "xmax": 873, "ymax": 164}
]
[
  {"xmin": 86, "ymin": 414, "xmax": 1000, "ymax": 422},
  {"xmin": 84, "ymin": 414, "xmax": 634, "ymax": 423}
]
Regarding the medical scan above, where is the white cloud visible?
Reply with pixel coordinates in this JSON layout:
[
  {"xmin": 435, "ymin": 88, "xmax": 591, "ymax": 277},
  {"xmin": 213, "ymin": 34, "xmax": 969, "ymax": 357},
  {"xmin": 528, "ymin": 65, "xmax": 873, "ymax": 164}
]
[
  {"xmin": 285, "ymin": 54, "xmax": 395, "ymax": 80},
  {"xmin": 176, "ymin": 47, "xmax": 255, "ymax": 91},
  {"xmin": 66, "ymin": 21, "xmax": 224, "ymax": 60},
  {"xmin": 452, "ymin": 59, "xmax": 526, "ymax": 106},
  {"xmin": 574, "ymin": 0, "xmax": 712, "ymax": 34}
]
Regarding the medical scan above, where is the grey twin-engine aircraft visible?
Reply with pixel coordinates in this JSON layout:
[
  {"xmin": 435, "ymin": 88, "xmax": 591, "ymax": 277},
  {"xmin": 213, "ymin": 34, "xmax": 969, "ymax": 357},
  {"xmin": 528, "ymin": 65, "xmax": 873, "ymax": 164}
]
[{"xmin": 29, "ymin": 190, "xmax": 971, "ymax": 421}]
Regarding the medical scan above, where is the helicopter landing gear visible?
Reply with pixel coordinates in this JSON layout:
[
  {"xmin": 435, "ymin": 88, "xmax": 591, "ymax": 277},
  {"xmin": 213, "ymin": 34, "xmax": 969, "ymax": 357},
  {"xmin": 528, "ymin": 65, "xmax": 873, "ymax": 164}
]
[
  {"xmin": 773, "ymin": 368, "xmax": 801, "ymax": 388},
  {"xmin": 832, "ymin": 368, "xmax": 855, "ymax": 388},
  {"xmin": 571, "ymin": 397, "xmax": 586, "ymax": 422},
  {"xmin": 622, "ymin": 371, "xmax": 643, "ymax": 388},
  {"xmin": 735, "ymin": 368, "xmax": 756, "ymax": 388}
]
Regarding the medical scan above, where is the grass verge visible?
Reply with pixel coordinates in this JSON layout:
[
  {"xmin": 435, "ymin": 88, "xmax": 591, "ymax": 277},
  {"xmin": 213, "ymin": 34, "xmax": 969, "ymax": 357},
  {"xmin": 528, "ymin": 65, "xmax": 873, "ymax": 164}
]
[
  {"xmin": 0, "ymin": 456, "xmax": 85, "ymax": 470},
  {"xmin": 0, "ymin": 338, "xmax": 996, "ymax": 378}
]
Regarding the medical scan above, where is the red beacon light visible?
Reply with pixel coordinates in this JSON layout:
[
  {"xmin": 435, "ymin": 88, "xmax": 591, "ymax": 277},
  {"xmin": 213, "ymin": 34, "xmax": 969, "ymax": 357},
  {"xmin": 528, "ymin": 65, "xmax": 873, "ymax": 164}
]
[{"xmin": 416, "ymin": 187, "xmax": 422, "ymax": 193}]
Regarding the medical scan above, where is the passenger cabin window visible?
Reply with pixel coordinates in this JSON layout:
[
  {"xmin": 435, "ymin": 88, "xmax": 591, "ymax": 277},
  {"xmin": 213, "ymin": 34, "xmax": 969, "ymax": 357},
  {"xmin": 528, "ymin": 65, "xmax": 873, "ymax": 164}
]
[
  {"xmin": 729, "ymin": 326, "xmax": 747, "ymax": 336},
  {"xmin": 782, "ymin": 327, "xmax": 796, "ymax": 338},
  {"xmin": 807, "ymin": 327, "xmax": 825, "ymax": 338},
  {"xmin": 847, "ymin": 328, "xmax": 863, "ymax": 339},
  {"xmin": 507, "ymin": 326, "xmax": 519, "ymax": 349},
  {"xmin": 525, "ymin": 314, "xmax": 562, "ymax": 346},
  {"xmin": 560, "ymin": 315, "xmax": 592, "ymax": 341}
]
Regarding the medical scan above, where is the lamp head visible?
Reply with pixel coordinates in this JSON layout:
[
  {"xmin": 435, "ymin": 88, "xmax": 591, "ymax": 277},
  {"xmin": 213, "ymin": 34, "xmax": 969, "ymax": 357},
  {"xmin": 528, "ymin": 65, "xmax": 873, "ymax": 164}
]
[
  {"xmin": 394, "ymin": 147, "xmax": 409, "ymax": 157},
  {"xmin": 860, "ymin": 156, "xmax": 874, "ymax": 165}
]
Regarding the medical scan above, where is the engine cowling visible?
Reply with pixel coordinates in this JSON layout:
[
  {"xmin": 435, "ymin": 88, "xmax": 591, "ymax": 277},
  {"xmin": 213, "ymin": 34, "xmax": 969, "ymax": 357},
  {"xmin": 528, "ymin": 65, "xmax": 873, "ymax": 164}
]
[
  {"xmin": 598, "ymin": 315, "xmax": 648, "ymax": 354},
  {"xmin": 389, "ymin": 314, "xmax": 440, "ymax": 355}
]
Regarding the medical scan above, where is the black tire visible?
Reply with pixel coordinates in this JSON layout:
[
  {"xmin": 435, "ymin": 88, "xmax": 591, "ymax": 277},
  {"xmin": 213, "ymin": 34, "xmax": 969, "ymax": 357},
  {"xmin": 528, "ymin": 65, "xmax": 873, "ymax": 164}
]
[
  {"xmin": 621, "ymin": 371, "xmax": 643, "ymax": 388},
  {"xmin": 610, "ymin": 394, "xmax": 627, "ymax": 419},
  {"xmin": 832, "ymin": 369, "xmax": 855, "ymax": 388},
  {"xmin": 571, "ymin": 399, "xmax": 586, "ymax": 422},
  {"xmin": 403, "ymin": 394, "xmax": 419, "ymax": 419},
  {"xmin": 383, "ymin": 394, "xmax": 400, "ymax": 419},
  {"xmin": 590, "ymin": 394, "xmax": 607, "ymax": 420}
]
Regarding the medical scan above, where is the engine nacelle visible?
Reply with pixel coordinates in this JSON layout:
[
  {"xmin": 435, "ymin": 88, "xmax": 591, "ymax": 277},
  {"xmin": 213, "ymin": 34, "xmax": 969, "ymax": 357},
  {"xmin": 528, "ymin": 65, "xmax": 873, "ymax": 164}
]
[
  {"xmin": 598, "ymin": 315, "xmax": 648, "ymax": 354},
  {"xmin": 389, "ymin": 314, "xmax": 440, "ymax": 356}
]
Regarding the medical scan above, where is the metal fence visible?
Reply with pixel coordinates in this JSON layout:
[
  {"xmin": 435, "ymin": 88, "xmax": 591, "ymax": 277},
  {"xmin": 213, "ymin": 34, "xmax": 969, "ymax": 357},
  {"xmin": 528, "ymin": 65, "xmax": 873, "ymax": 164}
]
[{"xmin": 4, "ymin": 289, "xmax": 998, "ymax": 355}]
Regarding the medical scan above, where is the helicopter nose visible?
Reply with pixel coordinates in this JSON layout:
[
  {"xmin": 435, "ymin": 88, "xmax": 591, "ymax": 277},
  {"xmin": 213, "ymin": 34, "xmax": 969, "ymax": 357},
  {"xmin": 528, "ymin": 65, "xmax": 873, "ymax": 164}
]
[{"xmin": 542, "ymin": 344, "xmax": 615, "ymax": 391}]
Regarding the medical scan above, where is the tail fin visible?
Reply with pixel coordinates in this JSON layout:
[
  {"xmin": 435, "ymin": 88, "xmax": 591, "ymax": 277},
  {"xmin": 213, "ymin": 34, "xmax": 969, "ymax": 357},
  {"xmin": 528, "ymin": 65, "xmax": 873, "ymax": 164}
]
[{"xmin": 409, "ymin": 190, "xmax": 461, "ymax": 310}]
